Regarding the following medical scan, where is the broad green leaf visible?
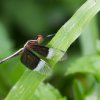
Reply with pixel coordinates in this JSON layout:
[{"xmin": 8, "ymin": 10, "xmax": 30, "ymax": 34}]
[
  {"xmin": 66, "ymin": 55, "xmax": 100, "ymax": 75},
  {"xmin": 32, "ymin": 83, "xmax": 66, "ymax": 100}
]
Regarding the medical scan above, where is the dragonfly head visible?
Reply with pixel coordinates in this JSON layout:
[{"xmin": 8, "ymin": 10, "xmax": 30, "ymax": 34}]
[{"xmin": 37, "ymin": 35, "xmax": 44, "ymax": 44}]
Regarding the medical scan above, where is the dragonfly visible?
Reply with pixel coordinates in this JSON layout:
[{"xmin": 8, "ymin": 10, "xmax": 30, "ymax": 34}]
[{"xmin": 0, "ymin": 34, "xmax": 65, "ymax": 74}]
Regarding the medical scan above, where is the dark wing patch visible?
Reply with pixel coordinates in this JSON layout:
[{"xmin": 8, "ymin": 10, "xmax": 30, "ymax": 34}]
[
  {"xmin": 29, "ymin": 45, "xmax": 66, "ymax": 61},
  {"xmin": 30, "ymin": 45, "xmax": 49, "ymax": 57},
  {"xmin": 21, "ymin": 49, "xmax": 40, "ymax": 70},
  {"xmin": 21, "ymin": 48, "xmax": 52, "ymax": 75}
]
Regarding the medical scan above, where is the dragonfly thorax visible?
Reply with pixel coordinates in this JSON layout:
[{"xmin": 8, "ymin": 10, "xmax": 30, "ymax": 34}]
[{"xmin": 24, "ymin": 40, "xmax": 38, "ymax": 49}]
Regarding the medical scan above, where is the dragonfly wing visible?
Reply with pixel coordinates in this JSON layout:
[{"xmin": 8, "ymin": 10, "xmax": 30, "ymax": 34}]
[
  {"xmin": 34, "ymin": 59, "xmax": 52, "ymax": 75},
  {"xmin": 29, "ymin": 45, "xmax": 66, "ymax": 61},
  {"xmin": 21, "ymin": 49, "xmax": 52, "ymax": 75},
  {"xmin": 29, "ymin": 45, "xmax": 49, "ymax": 57},
  {"xmin": 21, "ymin": 45, "xmax": 66, "ymax": 74},
  {"xmin": 21, "ymin": 49, "xmax": 40, "ymax": 70}
]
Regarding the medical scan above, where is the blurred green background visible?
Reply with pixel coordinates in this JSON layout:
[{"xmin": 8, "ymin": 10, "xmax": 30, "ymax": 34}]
[{"xmin": 0, "ymin": 0, "xmax": 100, "ymax": 100}]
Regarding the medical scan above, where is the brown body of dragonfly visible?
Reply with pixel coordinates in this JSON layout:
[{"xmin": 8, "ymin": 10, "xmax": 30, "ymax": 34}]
[
  {"xmin": 0, "ymin": 35, "xmax": 51, "ymax": 70},
  {"xmin": 0, "ymin": 34, "xmax": 66, "ymax": 73},
  {"xmin": 21, "ymin": 35, "xmax": 50, "ymax": 70}
]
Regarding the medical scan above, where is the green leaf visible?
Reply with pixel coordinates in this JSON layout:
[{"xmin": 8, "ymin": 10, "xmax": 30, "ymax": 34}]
[
  {"xmin": 85, "ymin": 83, "xmax": 100, "ymax": 100},
  {"xmin": 73, "ymin": 80, "xmax": 84, "ymax": 100},
  {"xmin": 66, "ymin": 55, "xmax": 100, "ymax": 75},
  {"xmin": 79, "ymin": 16, "xmax": 99, "ymax": 55},
  {"xmin": 32, "ymin": 83, "xmax": 66, "ymax": 100},
  {"xmin": 48, "ymin": 0, "xmax": 100, "ymax": 52},
  {"xmin": 5, "ymin": 70, "xmax": 45, "ymax": 100},
  {"xmin": 5, "ymin": 0, "xmax": 100, "ymax": 99}
]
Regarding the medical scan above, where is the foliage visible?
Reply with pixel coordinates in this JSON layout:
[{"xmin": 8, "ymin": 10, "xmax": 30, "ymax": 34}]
[{"xmin": 0, "ymin": 0, "xmax": 100, "ymax": 100}]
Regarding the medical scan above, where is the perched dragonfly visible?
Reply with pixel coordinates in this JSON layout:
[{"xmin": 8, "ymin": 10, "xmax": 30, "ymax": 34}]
[{"xmin": 0, "ymin": 34, "xmax": 65, "ymax": 74}]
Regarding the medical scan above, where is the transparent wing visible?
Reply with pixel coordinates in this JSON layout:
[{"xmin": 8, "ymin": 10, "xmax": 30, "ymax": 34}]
[{"xmin": 33, "ymin": 59, "xmax": 52, "ymax": 76}]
